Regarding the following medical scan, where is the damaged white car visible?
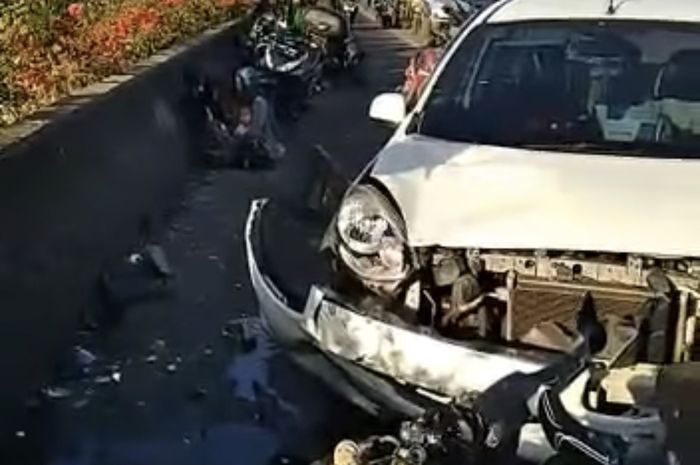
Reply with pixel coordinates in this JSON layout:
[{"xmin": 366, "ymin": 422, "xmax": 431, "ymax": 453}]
[{"xmin": 247, "ymin": 0, "xmax": 700, "ymax": 461}]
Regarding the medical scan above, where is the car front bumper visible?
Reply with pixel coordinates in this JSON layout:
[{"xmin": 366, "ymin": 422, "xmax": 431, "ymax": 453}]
[{"xmin": 244, "ymin": 199, "xmax": 664, "ymax": 460}]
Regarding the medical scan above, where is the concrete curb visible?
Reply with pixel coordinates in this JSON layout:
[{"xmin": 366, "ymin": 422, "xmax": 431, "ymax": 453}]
[{"xmin": 0, "ymin": 16, "xmax": 247, "ymax": 154}]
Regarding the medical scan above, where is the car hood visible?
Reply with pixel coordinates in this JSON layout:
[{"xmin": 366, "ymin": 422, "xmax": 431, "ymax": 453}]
[{"xmin": 370, "ymin": 135, "xmax": 700, "ymax": 257}]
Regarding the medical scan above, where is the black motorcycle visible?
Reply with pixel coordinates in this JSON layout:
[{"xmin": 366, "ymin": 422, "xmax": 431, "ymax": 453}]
[
  {"xmin": 252, "ymin": 28, "xmax": 325, "ymax": 118},
  {"xmin": 342, "ymin": 0, "xmax": 359, "ymax": 24},
  {"xmin": 374, "ymin": 0, "xmax": 397, "ymax": 28},
  {"xmin": 303, "ymin": 6, "xmax": 364, "ymax": 71},
  {"xmin": 248, "ymin": 11, "xmax": 278, "ymax": 45}
]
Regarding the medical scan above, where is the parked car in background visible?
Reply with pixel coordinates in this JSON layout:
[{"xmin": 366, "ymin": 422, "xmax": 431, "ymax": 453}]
[{"xmin": 248, "ymin": 0, "xmax": 700, "ymax": 462}]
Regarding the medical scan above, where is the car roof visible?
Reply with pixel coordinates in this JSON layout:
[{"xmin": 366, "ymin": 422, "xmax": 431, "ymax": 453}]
[{"xmin": 486, "ymin": 0, "xmax": 700, "ymax": 24}]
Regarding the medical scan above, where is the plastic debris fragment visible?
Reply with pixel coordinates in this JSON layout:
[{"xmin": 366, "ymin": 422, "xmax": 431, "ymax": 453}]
[
  {"xmin": 75, "ymin": 346, "xmax": 97, "ymax": 366},
  {"xmin": 94, "ymin": 375, "xmax": 112, "ymax": 384},
  {"xmin": 221, "ymin": 318, "xmax": 257, "ymax": 353},
  {"xmin": 72, "ymin": 398, "xmax": 90, "ymax": 410},
  {"xmin": 43, "ymin": 386, "xmax": 72, "ymax": 399}
]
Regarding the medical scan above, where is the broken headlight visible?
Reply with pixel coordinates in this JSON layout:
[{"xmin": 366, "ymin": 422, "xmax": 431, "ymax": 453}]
[{"xmin": 336, "ymin": 185, "xmax": 409, "ymax": 282}]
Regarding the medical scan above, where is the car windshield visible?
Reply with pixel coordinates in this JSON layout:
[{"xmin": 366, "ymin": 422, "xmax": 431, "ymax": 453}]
[{"xmin": 418, "ymin": 21, "xmax": 700, "ymax": 156}]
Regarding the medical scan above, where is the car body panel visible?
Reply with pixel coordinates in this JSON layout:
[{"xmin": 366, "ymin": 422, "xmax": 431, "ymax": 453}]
[
  {"xmin": 371, "ymin": 134, "xmax": 700, "ymax": 256},
  {"xmin": 303, "ymin": 285, "xmax": 553, "ymax": 395},
  {"xmin": 487, "ymin": 0, "xmax": 700, "ymax": 25},
  {"xmin": 244, "ymin": 200, "xmax": 665, "ymax": 453}
]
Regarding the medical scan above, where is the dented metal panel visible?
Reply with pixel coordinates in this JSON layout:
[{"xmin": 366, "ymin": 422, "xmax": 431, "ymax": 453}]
[
  {"xmin": 371, "ymin": 136, "xmax": 700, "ymax": 257},
  {"xmin": 302, "ymin": 288, "xmax": 553, "ymax": 396}
]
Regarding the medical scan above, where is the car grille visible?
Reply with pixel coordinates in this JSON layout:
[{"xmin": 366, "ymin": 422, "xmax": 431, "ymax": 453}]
[{"xmin": 507, "ymin": 278, "xmax": 652, "ymax": 341}]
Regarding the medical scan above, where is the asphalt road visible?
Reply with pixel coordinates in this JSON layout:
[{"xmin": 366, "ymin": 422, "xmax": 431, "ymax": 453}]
[{"xmin": 2, "ymin": 13, "xmax": 419, "ymax": 465}]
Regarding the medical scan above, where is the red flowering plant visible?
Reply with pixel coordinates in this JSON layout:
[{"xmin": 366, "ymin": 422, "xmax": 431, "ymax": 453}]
[
  {"xmin": 67, "ymin": 3, "xmax": 85, "ymax": 19},
  {"xmin": 0, "ymin": 0, "xmax": 245, "ymax": 127}
]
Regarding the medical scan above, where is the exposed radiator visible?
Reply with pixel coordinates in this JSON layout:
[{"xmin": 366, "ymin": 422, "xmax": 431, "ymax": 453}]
[{"xmin": 507, "ymin": 278, "xmax": 653, "ymax": 341}]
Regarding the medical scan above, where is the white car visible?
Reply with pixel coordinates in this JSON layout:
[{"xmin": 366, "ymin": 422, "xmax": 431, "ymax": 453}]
[{"xmin": 247, "ymin": 0, "xmax": 700, "ymax": 461}]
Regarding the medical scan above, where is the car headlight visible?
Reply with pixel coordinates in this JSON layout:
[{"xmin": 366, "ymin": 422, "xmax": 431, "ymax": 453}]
[{"xmin": 336, "ymin": 185, "xmax": 410, "ymax": 282}]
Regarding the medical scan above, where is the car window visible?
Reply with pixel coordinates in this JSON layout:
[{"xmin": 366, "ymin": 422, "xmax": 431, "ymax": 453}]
[{"xmin": 418, "ymin": 21, "xmax": 700, "ymax": 157}]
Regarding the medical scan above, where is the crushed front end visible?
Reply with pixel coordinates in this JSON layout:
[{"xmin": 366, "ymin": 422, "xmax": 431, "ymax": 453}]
[
  {"xmin": 318, "ymin": 181, "xmax": 700, "ymax": 442},
  {"xmin": 327, "ymin": 182, "xmax": 700, "ymax": 362},
  {"xmin": 246, "ymin": 179, "xmax": 700, "ymax": 457}
]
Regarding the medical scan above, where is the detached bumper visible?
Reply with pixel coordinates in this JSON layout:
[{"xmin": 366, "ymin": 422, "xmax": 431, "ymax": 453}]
[{"xmin": 245, "ymin": 199, "xmax": 309, "ymax": 346}]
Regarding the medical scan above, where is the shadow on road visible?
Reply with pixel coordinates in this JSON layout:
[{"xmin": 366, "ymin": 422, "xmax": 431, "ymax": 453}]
[{"xmin": 1, "ymin": 14, "xmax": 417, "ymax": 465}]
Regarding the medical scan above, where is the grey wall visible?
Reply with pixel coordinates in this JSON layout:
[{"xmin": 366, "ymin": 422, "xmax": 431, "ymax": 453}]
[{"xmin": 0, "ymin": 21, "xmax": 245, "ymax": 439}]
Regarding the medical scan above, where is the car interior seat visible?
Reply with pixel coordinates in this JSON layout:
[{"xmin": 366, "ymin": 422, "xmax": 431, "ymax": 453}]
[{"xmin": 654, "ymin": 49, "xmax": 700, "ymax": 138}]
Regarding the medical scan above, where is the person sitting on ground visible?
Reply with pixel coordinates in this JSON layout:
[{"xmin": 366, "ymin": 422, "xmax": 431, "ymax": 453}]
[{"xmin": 229, "ymin": 89, "xmax": 286, "ymax": 168}]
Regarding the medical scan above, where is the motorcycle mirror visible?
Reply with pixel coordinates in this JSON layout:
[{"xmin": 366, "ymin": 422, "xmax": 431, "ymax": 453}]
[{"xmin": 369, "ymin": 92, "xmax": 406, "ymax": 126}]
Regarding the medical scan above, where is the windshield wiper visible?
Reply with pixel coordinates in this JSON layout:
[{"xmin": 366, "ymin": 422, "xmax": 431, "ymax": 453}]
[
  {"xmin": 519, "ymin": 141, "xmax": 621, "ymax": 153},
  {"xmin": 518, "ymin": 140, "xmax": 699, "ymax": 158}
]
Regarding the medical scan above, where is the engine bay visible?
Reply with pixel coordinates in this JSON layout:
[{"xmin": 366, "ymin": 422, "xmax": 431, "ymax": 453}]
[
  {"xmin": 336, "ymin": 247, "xmax": 699, "ymax": 358},
  {"xmin": 331, "ymin": 239, "xmax": 700, "ymax": 415}
]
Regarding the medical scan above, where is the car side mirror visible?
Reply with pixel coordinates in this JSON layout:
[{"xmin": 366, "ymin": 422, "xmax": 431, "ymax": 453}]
[{"xmin": 369, "ymin": 93, "xmax": 406, "ymax": 126}]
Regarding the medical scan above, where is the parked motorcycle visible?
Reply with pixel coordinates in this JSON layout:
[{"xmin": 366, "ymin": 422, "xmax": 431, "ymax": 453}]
[
  {"xmin": 248, "ymin": 11, "xmax": 278, "ymax": 44},
  {"xmin": 252, "ymin": 29, "xmax": 325, "ymax": 118},
  {"xmin": 243, "ymin": 0, "xmax": 364, "ymax": 119},
  {"xmin": 342, "ymin": 0, "xmax": 359, "ymax": 24},
  {"xmin": 303, "ymin": 6, "xmax": 364, "ymax": 71},
  {"xmin": 374, "ymin": 0, "xmax": 397, "ymax": 27}
]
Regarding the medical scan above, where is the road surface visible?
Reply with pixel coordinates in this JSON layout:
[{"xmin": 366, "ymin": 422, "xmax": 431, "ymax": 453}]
[{"xmin": 2, "ymin": 13, "xmax": 420, "ymax": 465}]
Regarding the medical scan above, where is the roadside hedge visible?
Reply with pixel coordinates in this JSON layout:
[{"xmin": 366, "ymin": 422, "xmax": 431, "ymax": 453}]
[{"xmin": 0, "ymin": 0, "xmax": 245, "ymax": 126}]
